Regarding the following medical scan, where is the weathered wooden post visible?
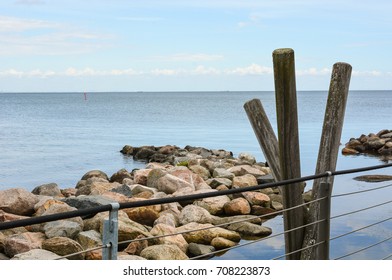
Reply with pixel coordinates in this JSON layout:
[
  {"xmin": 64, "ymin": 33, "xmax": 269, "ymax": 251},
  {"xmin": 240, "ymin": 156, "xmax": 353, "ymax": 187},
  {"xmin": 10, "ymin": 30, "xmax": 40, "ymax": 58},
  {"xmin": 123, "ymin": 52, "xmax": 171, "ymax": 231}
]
[
  {"xmin": 244, "ymin": 99, "xmax": 281, "ymax": 181},
  {"xmin": 301, "ymin": 62, "xmax": 352, "ymax": 259},
  {"xmin": 273, "ymin": 48, "xmax": 304, "ymax": 260}
]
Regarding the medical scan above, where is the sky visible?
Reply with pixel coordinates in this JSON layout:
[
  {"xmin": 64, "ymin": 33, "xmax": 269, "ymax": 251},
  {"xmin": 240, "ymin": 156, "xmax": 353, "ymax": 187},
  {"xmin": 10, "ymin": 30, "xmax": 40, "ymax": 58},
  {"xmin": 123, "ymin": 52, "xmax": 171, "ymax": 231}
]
[{"xmin": 0, "ymin": 0, "xmax": 391, "ymax": 92}]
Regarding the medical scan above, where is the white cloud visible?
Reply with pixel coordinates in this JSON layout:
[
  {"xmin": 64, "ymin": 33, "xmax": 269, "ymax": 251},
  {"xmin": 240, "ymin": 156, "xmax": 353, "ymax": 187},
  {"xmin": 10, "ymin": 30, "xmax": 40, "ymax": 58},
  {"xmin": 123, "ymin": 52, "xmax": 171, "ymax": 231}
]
[
  {"xmin": 352, "ymin": 70, "xmax": 383, "ymax": 77},
  {"xmin": 192, "ymin": 65, "xmax": 221, "ymax": 75},
  {"xmin": 0, "ymin": 16, "xmax": 57, "ymax": 33},
  {"xmin": 226, "ymin": 63, "xmax": 273, "ymax": 75},
  {"xmin": 296, "ymin": 67, "xmax": 331, "ymax": 76}
]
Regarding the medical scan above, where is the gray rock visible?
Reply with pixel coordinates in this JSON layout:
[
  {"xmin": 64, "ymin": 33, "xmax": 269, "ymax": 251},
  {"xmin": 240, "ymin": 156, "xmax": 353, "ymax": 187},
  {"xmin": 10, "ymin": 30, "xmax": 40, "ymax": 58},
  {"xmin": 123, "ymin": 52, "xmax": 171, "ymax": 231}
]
[
  {"xmin": 227, "ymin": 222, "xmax": 272, "ymax": 237},
  {"xmin": 62, "ymin": 195, "xmax": 116, "ymax": 210},
  {"xmin": 44, "ymin": 220, "xmax": 82, "ymax": 239},
  {"xmin": 206, "ymin": 177, "xmax": 232, "ymax": 188},
  {"xmin": 188, "ymin": 243, "xmax": 215, "ymax": 258},
  {"xmin": 238, "ymin": 152, "xmax": 256, "ymax": 165},
  {"xmin": 110, "ymin": 184, "xmax": 133, "ymax": 197}
]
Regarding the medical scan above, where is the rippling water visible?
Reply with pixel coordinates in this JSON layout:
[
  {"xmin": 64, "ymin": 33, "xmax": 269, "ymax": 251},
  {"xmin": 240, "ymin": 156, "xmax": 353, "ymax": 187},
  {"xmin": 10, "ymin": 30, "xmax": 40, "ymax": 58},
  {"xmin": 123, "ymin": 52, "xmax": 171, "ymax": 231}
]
[{"xmin": 0, "ymin": 91, "xmax": 391, "ymax": 259}]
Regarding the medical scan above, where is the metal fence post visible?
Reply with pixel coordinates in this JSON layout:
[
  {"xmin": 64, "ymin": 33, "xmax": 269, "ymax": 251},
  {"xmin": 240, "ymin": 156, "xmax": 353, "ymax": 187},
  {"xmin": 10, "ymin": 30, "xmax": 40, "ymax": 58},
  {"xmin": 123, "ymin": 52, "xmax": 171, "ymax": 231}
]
[
  {"xmin": 102, "ymin": 202, "xmax": 120, "ymax": 260},
  {"xmin": 318, "ymin": 175, "xmax": 332, "ymax": 260}
]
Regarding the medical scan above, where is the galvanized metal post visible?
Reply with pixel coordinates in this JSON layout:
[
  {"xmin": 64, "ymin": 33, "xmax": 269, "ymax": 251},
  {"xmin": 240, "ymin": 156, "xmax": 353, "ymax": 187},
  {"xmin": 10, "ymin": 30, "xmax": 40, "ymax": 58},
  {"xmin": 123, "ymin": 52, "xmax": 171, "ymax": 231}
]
[
  {"xmin": 317, "ymin": 175, "xmax": 332, "ymax": 260},
  {"xmin": 102, "ymin": 202, "xmax": 120, "ymax": 260}
]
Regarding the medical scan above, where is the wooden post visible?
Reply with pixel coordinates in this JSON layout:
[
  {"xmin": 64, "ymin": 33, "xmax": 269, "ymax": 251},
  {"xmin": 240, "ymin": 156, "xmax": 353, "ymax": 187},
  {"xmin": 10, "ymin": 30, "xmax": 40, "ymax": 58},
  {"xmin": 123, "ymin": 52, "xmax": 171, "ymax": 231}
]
[
  {"xmin": 244, "ymin": 99, "xmax": 281, "ymax": 181},
  {"xmin": 273, "ymin": 48, "xmax": 304, "ymax": 260},
  {"xmin": 301, "ymin": 62, "xmax": 352, "ymax": 259}
]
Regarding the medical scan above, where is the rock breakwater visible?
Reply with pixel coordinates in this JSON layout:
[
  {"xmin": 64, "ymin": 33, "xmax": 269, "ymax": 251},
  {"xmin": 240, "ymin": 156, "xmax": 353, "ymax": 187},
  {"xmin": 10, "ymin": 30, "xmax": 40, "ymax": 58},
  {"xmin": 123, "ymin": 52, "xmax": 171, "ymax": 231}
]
[
  {"xmin": 1, "ymin": 145, "xmax": 290, "ymax": 260},
  {"xmin": 342, "ymin": 129, "xmax": 392, "ymax": 157}
]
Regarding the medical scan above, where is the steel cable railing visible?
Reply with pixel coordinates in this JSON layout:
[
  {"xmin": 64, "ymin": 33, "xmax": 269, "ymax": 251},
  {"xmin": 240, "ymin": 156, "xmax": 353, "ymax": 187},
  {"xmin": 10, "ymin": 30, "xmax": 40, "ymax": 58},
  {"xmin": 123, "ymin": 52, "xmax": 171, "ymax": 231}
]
[{"xmin": 1, "ymin": 162, "xmax": 391, "ymax": 260}]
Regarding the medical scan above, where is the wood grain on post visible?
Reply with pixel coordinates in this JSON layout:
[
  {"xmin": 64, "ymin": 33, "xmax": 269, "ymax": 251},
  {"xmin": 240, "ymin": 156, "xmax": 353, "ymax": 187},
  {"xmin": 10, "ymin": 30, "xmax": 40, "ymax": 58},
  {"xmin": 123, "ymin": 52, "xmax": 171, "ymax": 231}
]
[
  {"xmin": 301, "ymin": 62, "xmax": 352, "ymax": 259},
  {"xmin": 244, "ymin": 99, "xmax": 281, "ymax": 181},
  {"xmin": 273, "ymin": 48, "xmax": 304, "ymax": 260}
]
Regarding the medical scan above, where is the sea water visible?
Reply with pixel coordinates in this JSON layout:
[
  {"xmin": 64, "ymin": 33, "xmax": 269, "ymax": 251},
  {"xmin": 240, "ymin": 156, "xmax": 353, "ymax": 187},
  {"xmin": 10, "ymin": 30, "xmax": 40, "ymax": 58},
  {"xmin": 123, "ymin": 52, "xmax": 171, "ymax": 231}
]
[{"xmin": 0, "ymin": 90, "xmax": 391, "ymax": 259}]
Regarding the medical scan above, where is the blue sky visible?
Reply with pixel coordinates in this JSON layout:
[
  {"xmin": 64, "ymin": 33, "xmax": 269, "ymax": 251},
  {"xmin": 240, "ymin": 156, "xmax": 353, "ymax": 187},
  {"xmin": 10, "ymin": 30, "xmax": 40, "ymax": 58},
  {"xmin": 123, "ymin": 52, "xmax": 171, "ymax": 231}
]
[{"xmin": 0, "ymin": 0, "xmax": 391, "ymax": 92}]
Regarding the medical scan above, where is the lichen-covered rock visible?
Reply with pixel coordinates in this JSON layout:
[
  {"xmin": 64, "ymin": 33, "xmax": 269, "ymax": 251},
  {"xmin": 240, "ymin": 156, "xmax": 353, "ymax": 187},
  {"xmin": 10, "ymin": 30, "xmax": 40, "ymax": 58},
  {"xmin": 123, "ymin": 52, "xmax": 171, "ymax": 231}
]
[
  {"xmin": 42, "ymin": 236, "xmax": 84, "ymax": 260},
  {"xmin": 44, "ymin": 220, "xmax": 82, "ymax": 239},
  {"xmin": 227, "ymin": 222, "xmax": 272, "ymax": 237},
  {"xmin": 177, "ymin": 222, "xmax": 240, "ymax": 245}
]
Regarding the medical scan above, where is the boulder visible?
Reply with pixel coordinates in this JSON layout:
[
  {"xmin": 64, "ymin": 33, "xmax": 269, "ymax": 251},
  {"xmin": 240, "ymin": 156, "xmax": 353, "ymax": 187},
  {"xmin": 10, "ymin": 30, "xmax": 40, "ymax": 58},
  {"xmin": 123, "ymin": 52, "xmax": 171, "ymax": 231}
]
[
  {"xmin": 31, "ymin": 183, "xmax": 62, "ymax": 197},
  {"xmin": 11, "ymin": 249, "xmax": 62, "ymax": 260},
  {"xmin": 146, "ymin": 168, "xmax": 168, "ymax": 188},
  {"xmin": 118, "ymin": 255, "xmax": 147, "ymax": 260},
  {"xmin": 242, "ymin": 191, "xmax": 270, "ymax": 206},
  {"xmin": 123, "ymin": 234, "xmax": 149, "ymax": 255},
  {"xmin": 4, "ymin": 232, "xmax": 46, "ymax": 257},
  {"xmin": 187, "ymin": 243, "xmax": 215, "ymax": 258},
  {"xmin": 62, "ymin": 195, "xmax": 116, "ymax": 210},
  {"xmin": 177, "ymin": 222, "xmax": 240, "ymax": 244},
  {"xmin": 44, "ymin": 220, "xmax": 82, "ymax": 239},
  {"xmin": 0, "ymin": 188, "xmax": 39, "ymax": 216},
  {"xmin": 0, "ymin": 209, "xmax": 29, "ymax": 222},
  {"xmin": 179, "ymin": 205, "xmax": 215, "ymax": 225},
  {"xmin": 122, "ymin": 206, "xmax": 160, "ymax": 227},
  {"xmin": 238, "ymin": 152, "xmax": 256, "ymax": 165},
  {"xmin": 223, "ymin": 198, "xmax": 251, "ymax": 215},
  {"xmin": 211, "ymin": 237, "xmax": 237, "ymax": 250},
  {"xmin": 110, "ymin": 168, "xmax": 132, "ymax": 183},
  {"xmin": 212, "ymin": 168, "xmax": 234, "ymax": 180},
  {"xmin": 42, "ymin": 237, "xmax": 84, "ymax": 260},
  {"xmin": 130, "ymin": 184, "xmax": 156, "ymax": 196},
  {"xmin": 206, "ymin": 178, "xmax": 232, "ymax": 188},
  {"xmin": 150, "ymin": 224, "xmax": 188, "ymax": 253},
  {"xmin": 188, "ymin": 165, "xmax": 211, "ymax": 180},
  {"xmin": 156, "ymin": 174, "xmax": 194, "ymax": 194},
  {"xmin": 76, "ymin": 230, "xmax": 103, "ymax": 260},
  {"xmin": 140, "ymin": 244, "xmax": 189, "ymax": 260},
  {"xmin": 227, "ymin": 222, "xmax": 272, "ymax": 237},
  {"xmin": 81, "ymin": 170, "xmax": 109, "ymax": 181},
  {"xmin": 133, "ymin": 169, "xmax": 152, "ymax": 185},
  {"xmin": 232, "ymin": 174, "xmax": 258, "ymax": 188},
  {"xmin": 227, "ymin": 165, "xmax": 265, "ymax": 177},
  {"xmin": 353, "ymin": 175, "xmax": 392, "ymax": 182},
  {"xmin": 153, "ymin": 211, "xmax": 179, "ymax": 227},
  {"xmin": 194, "ymin": 194, "xmax": 231, "ymax": 215}
]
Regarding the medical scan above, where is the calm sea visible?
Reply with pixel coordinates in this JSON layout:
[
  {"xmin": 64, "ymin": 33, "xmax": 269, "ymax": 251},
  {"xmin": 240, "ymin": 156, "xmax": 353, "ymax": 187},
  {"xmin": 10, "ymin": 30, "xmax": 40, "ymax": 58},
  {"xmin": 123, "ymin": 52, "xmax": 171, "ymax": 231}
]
[{"xmin": 0, "ymin": 91, "xmax": 391, "ymax": 259}]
